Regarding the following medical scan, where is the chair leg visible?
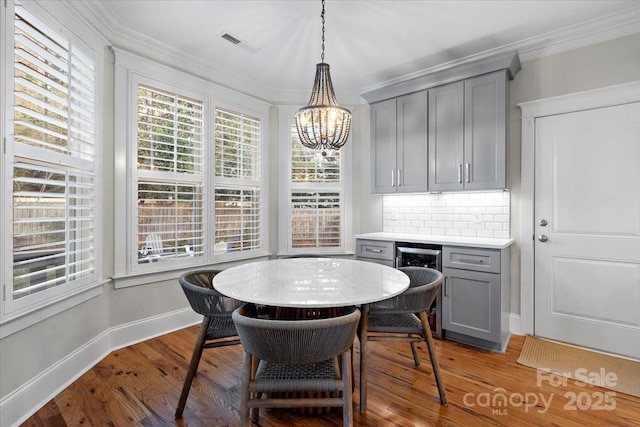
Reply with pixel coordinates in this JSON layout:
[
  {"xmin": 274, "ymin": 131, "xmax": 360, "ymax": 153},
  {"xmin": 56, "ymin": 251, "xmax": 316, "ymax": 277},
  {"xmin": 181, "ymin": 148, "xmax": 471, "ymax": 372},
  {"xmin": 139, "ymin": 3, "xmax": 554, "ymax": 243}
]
[
  {"xmin": 240, "ymin": 352, "xmax": 252, "ymax": 427},
  {"xmin": 359, "ymin": 304, "xmax": 370, "ymax": 413},
  {"xmin": 250, "ymin": 356, "xmax": 259, "ymax": 422},
  {"xmin": 410, "ymin": 340, "xmax": 421, "ymax": 367},
  {"xmin": 419, "ymin": 311, "xmax": 447, "ymax": 406},
  {"xmin": 342, "ymin": 349, "xmax": 353, "ymax": 426},
  {"xmin": 175, "ymin": 316, "xmax": 212, "ymax": 418}
]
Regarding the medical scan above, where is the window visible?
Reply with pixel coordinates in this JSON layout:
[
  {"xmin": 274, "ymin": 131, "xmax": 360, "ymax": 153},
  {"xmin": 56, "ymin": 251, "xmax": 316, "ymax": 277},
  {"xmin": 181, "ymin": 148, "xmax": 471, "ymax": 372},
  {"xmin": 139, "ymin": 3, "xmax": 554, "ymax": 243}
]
[
  {"xmin": 214, "ymin": 109, "xmax": 261, "ymax": 253},
  {"xmin": 5, "ymin": 3, "xmax": 98, "ymax": 313},
  {"xmin": 118, "ymin": 57, "xmax": 267, "ymax": 277},
  {"xmin": 135, "ymin": 85, "xmax": 204, "ymax": 264},
  {"xmin": 278, "ymin": 106, "xmax": 351, "ymax": 254},
  {"xmin": 290, "ymin": 128, "xmax": 342, "ymax": 248}
]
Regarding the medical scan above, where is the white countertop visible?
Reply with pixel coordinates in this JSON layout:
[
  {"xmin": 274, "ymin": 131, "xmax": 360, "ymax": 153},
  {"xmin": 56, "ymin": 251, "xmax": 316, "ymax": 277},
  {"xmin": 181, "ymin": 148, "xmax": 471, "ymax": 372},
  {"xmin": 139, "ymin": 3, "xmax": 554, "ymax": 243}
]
[
  {"xmin": 356, "ymin": 232, "xmax": 514, "ymax": 249},
  {"xmin": 213, "ymin": 258, "xmax": 410, "ymax": 308}
]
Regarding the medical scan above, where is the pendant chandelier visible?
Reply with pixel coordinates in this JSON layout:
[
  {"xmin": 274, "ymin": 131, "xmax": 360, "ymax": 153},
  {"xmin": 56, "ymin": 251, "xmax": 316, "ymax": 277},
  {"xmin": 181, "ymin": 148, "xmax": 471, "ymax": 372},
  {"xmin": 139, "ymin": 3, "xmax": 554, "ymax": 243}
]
[{"xmin": 295, "ymin": 0, "xmax": 351, "ymax": 151}]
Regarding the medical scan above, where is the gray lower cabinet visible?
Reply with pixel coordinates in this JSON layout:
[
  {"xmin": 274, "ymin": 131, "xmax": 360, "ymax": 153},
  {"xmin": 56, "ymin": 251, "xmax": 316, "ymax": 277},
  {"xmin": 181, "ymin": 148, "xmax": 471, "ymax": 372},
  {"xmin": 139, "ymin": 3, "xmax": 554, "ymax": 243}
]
[
  {"xmin": 441, "ymin": 246, "xmax": 510, "ymax": 352},
  {"xmin": 355, "ymin": 239, "xmax": 395, "ymax": 267}
]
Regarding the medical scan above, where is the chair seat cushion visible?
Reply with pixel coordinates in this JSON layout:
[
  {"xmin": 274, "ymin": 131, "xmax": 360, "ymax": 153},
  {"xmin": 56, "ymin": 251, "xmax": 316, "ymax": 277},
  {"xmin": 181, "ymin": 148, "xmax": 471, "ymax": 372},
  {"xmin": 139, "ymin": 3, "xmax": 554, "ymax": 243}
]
[
  {"xmin": 254, "ymin": 359, "xmax": 341, "ymax": 393},
  {"xmin": 367, "ymin": 312, "xmax": 423, "ymax": 334},
  {"xmin": 205, "ymin": 316, "xmax": 237, "ymax": 340}
]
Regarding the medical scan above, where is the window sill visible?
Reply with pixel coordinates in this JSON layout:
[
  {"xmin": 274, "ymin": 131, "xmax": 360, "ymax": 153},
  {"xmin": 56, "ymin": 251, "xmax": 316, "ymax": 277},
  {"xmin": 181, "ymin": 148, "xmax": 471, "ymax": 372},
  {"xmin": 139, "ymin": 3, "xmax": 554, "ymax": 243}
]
[
  {"xmin": 276, "ymin": 251, "xmax": 355, "ymax": 258},
  {"xmin": 112, "ymin": 251, "xmax": 272, "ymax": 289}
]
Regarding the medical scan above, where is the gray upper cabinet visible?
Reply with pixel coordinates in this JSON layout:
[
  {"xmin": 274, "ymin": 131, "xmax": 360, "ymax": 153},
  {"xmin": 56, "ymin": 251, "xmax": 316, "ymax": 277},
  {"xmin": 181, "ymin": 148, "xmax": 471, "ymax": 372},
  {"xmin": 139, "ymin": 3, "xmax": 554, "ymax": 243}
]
[
  {"xmin": 428, "ymin": 81, "xmax": 465, "ymax": 191},
  {"xmin": 371, "ymin": 99, "xmax": 397, "ymax": 193},
  {"xmin": 464, "ymin": 71, "xmax": 507, "ymax": 190},
  {"xmin": 429, "ymin": 70, "xmax": 508, "ymax": 192},
  {"xmin": 371, "ymin": 91, "xmax": 428, "ymax": 193}
]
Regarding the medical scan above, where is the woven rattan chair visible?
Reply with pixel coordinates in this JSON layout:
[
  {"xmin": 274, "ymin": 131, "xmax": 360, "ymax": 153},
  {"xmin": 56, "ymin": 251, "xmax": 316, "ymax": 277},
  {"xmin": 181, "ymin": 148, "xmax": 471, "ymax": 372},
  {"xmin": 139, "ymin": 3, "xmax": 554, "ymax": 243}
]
[
  {"xmin": 363, "ymin": 267, "xmax": 447, "ymax": 406},
  {"xmin": 232, "ymin": 304, "xmax": 360, "ymax": 427},
  {"xmin": 175, "ymin": 270, "xmax": 244, "ymax": 418}
]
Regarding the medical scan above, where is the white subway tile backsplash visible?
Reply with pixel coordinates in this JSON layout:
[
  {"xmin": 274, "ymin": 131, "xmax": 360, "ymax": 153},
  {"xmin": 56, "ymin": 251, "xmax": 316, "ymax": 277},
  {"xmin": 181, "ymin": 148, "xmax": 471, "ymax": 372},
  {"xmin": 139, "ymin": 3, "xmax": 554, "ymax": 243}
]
[{"xmin": 382, "ymin": 191, "xmax": 510, "ymax": 238}]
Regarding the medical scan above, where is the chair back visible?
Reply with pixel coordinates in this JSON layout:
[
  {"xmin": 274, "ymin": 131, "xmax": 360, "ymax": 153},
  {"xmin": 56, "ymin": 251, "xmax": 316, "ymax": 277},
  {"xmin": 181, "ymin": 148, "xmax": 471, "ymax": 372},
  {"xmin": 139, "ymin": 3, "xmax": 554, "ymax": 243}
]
[
  {"xmin": 233, "ymin": 305, "xmax": 360, "ymax": 365},
  {"xmin": 370, "ymin": 267, "xmax": 443, "ymax": 314},
  {"xmin": 179, "ymin": 270, "xmax": 244, "ymax": 316}
]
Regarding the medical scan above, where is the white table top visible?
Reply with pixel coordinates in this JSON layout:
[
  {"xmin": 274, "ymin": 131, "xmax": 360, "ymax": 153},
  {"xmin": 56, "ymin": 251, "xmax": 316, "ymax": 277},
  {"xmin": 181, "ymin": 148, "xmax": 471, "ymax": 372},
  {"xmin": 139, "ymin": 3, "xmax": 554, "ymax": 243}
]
[{"xmin": 213, "ymin": 258, "xmax": 410, "ymax": 308}]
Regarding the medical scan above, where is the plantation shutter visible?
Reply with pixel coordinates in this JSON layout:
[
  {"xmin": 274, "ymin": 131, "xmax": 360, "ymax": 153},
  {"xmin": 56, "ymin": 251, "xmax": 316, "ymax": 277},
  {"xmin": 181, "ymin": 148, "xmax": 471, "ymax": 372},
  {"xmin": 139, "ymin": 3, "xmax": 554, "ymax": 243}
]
[
  {"xmin": 289, "ymin": 127, "xmax": 343, "ymax": 249},
  {"xmin": 136, "ymin": 85, "xmax": 204, "ymax": 263},
  {"xmin": 214, "ymin": 109, "xmax": 261, "ymax": 253},
  {"xmin": 11, "ymin": 4, "xmax": 97, "ymax": 299}
]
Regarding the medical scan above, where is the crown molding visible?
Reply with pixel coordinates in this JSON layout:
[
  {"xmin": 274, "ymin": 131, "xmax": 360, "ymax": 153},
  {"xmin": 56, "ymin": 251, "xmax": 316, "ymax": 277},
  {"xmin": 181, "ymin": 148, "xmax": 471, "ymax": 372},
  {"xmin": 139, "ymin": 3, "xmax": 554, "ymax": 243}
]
[
  {"xmin": 64, "ymin": 2, "xmax": 640, "ymax": 105},
  {"xmin": 359, "ymin": 6, "xmax": 640, "ymax": 97},
  {"xmin": 517, "ymin": 5, "xmax": 640, "ymax": 61}
]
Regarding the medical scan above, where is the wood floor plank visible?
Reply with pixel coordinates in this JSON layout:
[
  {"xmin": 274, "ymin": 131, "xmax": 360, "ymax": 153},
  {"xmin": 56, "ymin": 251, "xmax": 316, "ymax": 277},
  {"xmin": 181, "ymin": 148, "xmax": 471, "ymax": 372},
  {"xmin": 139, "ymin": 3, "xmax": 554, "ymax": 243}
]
[{"xmin": 20, "ymin": 332, "xmax": 640, "ymax": 427}]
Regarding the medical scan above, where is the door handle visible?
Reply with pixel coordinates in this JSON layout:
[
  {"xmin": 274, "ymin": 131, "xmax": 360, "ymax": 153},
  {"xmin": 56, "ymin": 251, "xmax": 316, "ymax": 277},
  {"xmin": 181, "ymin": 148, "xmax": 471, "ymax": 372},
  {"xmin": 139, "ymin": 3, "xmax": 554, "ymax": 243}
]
[{"xmin": 538, "ymin": 235, "xmax": 548, "ymax": 242}]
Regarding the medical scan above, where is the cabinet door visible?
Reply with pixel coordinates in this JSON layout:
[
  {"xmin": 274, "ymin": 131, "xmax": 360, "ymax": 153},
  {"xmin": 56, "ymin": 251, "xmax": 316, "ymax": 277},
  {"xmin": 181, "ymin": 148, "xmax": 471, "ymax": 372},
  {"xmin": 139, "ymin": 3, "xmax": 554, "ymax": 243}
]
[
  {"xmin": 396, "ymin": 91, "xmax": 428, "ymax": 192},
  {"xmin": 442, "ymin": 267, "xmax": 501, "ymax": 342},
  {"xmin": 371, "ymin": 99, "xmax": 397, "ymax": 193},
  {"xmin": 463, "ymin": 71, "xmax": 507, "ymax": 190},
  {"xmin": 428, "ymin": 81, "xmax": 464, "ymax": 191}
]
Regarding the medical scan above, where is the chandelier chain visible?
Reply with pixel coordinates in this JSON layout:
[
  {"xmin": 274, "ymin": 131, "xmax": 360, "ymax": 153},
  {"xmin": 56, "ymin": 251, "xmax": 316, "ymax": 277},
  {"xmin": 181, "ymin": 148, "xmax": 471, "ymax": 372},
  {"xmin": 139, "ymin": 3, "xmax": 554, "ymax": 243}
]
[{"xmin": 321, "ymin": 0, "xmax": 325, "ymax": 62}]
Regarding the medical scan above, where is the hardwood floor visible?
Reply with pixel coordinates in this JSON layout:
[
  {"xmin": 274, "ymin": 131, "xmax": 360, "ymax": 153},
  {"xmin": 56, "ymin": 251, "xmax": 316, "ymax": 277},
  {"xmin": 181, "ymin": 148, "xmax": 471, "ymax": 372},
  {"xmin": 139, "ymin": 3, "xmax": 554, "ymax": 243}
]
[{"xmin": 22, "ymin": 327, "xmax": 640, "ymax": 426}]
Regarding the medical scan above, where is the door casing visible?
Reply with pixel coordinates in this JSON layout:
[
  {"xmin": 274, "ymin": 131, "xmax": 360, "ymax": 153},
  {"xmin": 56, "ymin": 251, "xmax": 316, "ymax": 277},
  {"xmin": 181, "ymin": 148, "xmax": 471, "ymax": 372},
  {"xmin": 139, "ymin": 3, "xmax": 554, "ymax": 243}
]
[{"xmin": 518, "ymin": 81, "xmax": 640, "ymax": 335}]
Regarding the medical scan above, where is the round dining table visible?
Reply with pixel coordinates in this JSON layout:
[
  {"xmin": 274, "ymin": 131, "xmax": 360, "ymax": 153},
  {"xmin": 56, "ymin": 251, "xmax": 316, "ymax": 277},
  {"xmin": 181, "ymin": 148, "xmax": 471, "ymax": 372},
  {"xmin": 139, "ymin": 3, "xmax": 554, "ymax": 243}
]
[
  {"xmin": 212, "ymin": 257, "xmax": 409, "ymax": 308},
  {"xmin": 212, "ymin": 257, "xmax": 410, "ymax": 413}
]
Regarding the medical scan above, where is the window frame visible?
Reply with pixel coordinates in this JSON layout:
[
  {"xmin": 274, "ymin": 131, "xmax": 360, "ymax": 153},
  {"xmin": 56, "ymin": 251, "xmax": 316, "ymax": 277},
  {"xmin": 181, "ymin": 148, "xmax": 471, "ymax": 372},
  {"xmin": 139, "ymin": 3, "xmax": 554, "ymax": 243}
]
[
  {"xmin": 127, "ymin": 75, "xmax": 207, "ymax": 274},
  {"xmin": 213, "ymin": 107, "xmax": 263, "ymax": 255},
  {"xmin": 277, "ymin": 105, "xmax": 352, "ymax": 256},
  {"xmin": 1, "ymin": 0, "xmax": 104, "ymax": 323},
  {"xmin": 113, "ymin": 49, "xmax": 270, "ymax": 286}
]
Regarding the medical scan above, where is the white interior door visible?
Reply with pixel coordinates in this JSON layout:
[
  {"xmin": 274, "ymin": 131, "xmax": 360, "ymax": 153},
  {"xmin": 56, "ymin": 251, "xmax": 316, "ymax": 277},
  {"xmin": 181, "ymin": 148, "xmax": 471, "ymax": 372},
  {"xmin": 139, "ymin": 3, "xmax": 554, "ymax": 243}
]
[{"xmin": 534, "ymin": 102, "xmax": 640, "ymax": 359}]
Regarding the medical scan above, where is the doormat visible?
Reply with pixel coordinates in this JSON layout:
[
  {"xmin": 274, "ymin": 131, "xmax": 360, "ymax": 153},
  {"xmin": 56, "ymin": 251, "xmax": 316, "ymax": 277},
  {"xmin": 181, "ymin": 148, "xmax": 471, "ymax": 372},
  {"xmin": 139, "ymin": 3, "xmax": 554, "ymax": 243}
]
[{"xmin": 517, "ymin": 335, "xmax": 640, "ymax": 398}]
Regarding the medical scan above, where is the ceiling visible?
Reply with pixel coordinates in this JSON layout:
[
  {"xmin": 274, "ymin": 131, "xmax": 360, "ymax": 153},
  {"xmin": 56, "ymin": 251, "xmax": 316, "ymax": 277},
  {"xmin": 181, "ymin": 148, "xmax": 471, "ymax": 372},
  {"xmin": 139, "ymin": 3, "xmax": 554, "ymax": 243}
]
[{"xmin": 75, "ymin": 0, "xmax": 640, "ymax": 104}]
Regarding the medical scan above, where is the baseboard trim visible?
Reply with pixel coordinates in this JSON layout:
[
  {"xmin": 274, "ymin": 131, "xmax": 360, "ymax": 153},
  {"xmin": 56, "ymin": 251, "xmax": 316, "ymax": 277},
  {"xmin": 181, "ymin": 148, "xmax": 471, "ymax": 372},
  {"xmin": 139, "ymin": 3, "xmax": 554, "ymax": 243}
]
[
  {"xmin": 0, "ymin": 307, "xmax": 200, "ymax": 427},
  {"xmin": 509, "ymin": 313, "xmax": 523, "ymax": 336}
]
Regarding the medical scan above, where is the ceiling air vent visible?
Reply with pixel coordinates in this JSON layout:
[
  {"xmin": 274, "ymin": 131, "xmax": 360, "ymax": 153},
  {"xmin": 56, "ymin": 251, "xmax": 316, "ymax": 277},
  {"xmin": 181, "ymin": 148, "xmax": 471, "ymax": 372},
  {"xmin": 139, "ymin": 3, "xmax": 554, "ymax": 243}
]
[
  {"xmin": 220, "ymin": 31, "xmax": 259, "ymax": 54},
  {"xmin": 221, "ymin": 33, "xmax": 241, "ymax": 45}
]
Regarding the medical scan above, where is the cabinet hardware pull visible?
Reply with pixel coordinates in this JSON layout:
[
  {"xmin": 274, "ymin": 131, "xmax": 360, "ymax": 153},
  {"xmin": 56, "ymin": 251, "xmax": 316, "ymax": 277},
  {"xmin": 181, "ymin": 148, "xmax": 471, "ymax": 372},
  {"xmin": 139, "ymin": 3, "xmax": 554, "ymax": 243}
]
[
  {"xmin": 444, "ymin": 277, "xmax": 449, "ymax": 296},
  {"xmin": 457, "ymin": 164, "xmax": 462, "ymax": 183},
  {"xmin": 465, "ymin": 163, "xmax": 470, "ymax": 183},
  {"xmin": 365, "ymin": 248, "xmax": 383, "ymax": 253},
  {"xmin": 397, "ymin": 169, "xmax": 401, "ymax": 187},
  {"xmin": 391, "ymin": 170, "xmax": 395, "ymax": 187},
  {"xmin": 459, "ymin": 258, "xmax": 484, "ymax": 264}
]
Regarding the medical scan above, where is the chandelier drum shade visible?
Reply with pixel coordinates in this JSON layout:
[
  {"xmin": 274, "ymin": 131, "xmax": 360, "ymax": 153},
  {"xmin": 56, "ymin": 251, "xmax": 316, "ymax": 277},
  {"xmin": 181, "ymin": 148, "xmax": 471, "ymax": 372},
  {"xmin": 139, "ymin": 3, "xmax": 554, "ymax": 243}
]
[{"xmin": 295, "ymin": 0, "xmax": 351, "ymax": 151}]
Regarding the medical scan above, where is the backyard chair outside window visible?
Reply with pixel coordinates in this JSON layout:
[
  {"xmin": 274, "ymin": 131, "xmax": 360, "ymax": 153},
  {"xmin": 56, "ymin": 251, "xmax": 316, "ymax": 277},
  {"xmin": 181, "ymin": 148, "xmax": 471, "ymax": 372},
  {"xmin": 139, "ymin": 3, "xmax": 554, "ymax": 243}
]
[
  {"xmin": 232, "ymin": 304, "xmax": 360, "ymax": 427},
  {"xmin": 361, "ymin": 267, "xmax": 447, "ymax": 406},
  {"xmin": 175, "ymin": 270, "xmax": 244, "ymax": 418}
]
